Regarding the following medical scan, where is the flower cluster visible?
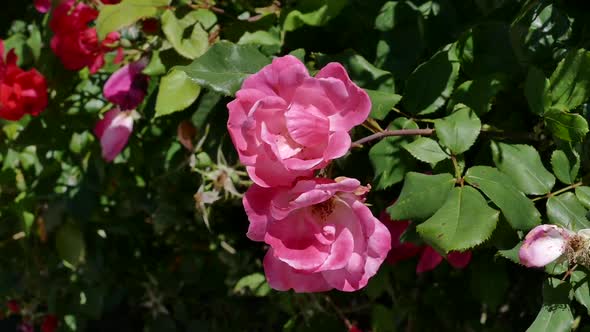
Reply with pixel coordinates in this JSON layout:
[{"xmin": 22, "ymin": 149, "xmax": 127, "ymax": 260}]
[
  {"xmin": 380, "ymin": 210, "xmax": 471, "ymax": 273},
  {"xmin": 228, "ymin": 55, "xmax": 391, "ymax": 292},
  {"xmin": 49, "ymin": 0, "xmax": 119, "ymax": 73},
  {"xmin": 0, "ymin": 41, "xmax": 47, "ymax": 121}
]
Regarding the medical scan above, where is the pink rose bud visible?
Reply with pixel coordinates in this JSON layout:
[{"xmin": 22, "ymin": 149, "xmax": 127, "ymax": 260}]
[
  {"xmin": 227, "ymin": 55, "xmax": 371, "ymax": 187},
  {"xmin": 103, "ymin": 59, "xmax": 149, "ymax": 110},
  {"xmin": 94, "ymin": 109, "xmax": 133, "ymax": 162},
  {"xmin": 519, "ymin": 225, "xmax": 571, "ymax": 267},
  {"xmin": 244, "ymin": 177, "xmax": 391, "ymax": 292}
]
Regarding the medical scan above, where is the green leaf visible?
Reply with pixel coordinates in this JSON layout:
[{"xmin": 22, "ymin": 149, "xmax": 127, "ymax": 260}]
[
  {"xmin": 161, "ymin": 10, "xmax": 214, "ymax": 59},
  {"xmin": 387, "ymin": 172, "xmax": 455, "ymax": 220},
  {"xmin": 525, "ymin": 67, "xmax": 552, "ymax": 115},
  {"xmin": 283, "ymin": 0, "xmax": 348, "ymax": 32},
  {"xmin": 490, "ymin": 142, "xmax": 555, "ymax": 195},
  {"xmin": 403, "ymin": 137, "xmax": 449, "ymax": 166},
  {"xmin": 417, "ymin": 186, "xmax": 500, "ymax": 252},
  {"xmin": 551, "ymin": 149, "xmax": 580, "ymax": 185},
  {"xmin": 55, "ymin": 222, "xmax": 85, "ymax": 267},
  {"xmin": 448, "ymin": 74, "xmax": 505, "ymax": 115},
  {"xmin": 143, "ymin": 50, "xmax": 166, "ymax": 76},
  {"xmin": 544, "ymin": 107, "xmax": 589, "ymax": 142},
  {"xmin": 497, "ymin": 243, "xmax": 522, "ymax": 264},
  {"xmin": 575, "ymin": 186, "xmax": 590, "ymax": 209},
  {"xmin": 571, "ymin": 270, "xmax": 590, "ymax": 314},
  {"xmin": 365, "ymin": 90, "xmax": 401, "ymax": 120},
  {"xmin": 403, "ymin": 47, "xmax": 460, "ymax": 115},
  {"xmin": 238, "ymin": 29, "xmax": 281, "ymax": 55},
  {"xmin": 96, "ymin": 0, "xmax": 170, "ymax": 40},
  {"xmin": 315, "ymin": 50, "xmax": 395, "ymax": 91},
  {"xmin": 465, "ymin": 166, "xmax": 541, "ymax": 230},
  {"xmin": 177, "ymin": 41, "xmax": 271, "ymax": 96},
  {"xmin": 547, "ymin": 192, "xmax": 590, "ymax": 231},
  {"xmin": 526, "ymin": 278, "xmax": 573, "ymax": 332},
  {"xmin": 368, "ymin": 118, "xmax": 418, "ymax": 190},
  {"xmin": 155, "ymin": 70, "xmax": 201, "ymax": 118},
  {"xmin": 233, "ymin": 273, "xmax": 271, "ymax": 297},
  {"xmin": 375, "ymin": 1, "xmax": 399, "ymax": 32},
  {"xmin": 549, "ymin": 49, "xmax": 590, "ymax": 110},
  {"xmin": 434, "ymin": 105, "xmax": 481, "ymax": 154}
]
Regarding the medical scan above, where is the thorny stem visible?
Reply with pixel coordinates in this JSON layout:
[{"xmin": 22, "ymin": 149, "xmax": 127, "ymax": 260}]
[
  {"xmin": 352, "ymin": 128, "xmax": 435, "ymax": 147},
  {"xmin": 532, "ymin": 181, "xmax": 583, "ymax": 201},
  {"xmin": 323, "ymin": 295, "xmax": 353, "ymax": 329}
]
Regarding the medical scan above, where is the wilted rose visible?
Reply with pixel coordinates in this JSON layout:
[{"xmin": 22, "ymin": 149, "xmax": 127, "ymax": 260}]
[
  {"xmin": 94, "ymin": 108, "xmax": 134, "ymax": 162},
  {"xmin": 519, "ymin": 224, "xmax": 572, "ymax": 267},
  {"xmin": 103, "ymin": 59, "xmax": 149, "ymax": 110},
  {"xmin": 227, "ymin": 55, "xmax": 371, "ymax": 187}
]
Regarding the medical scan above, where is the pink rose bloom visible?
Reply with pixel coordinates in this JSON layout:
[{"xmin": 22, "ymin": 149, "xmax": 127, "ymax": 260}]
[
  {"xmin": 227, "ymin": 55, "xmax": 371, "ymax": 187},
  {"xmin": 94, "ymin": 109, "xmax": 133, "ymax": 162},
  {"xmin": 519, "ymin": 224, "xmax": 572, "ymax": 267},
  {"xmin": 380, "ymin": 211, "xmax": 471, "ymax": 273},
  {"xmin": 103, "ymin": 59, "xmax": 149, "ymax": 110},
  {"xmin": 244, "ymin": 177, "xmax": 391, "ymax": 292},
  {"xmin": 34, "ymin": 0, "xmax": 51, "ymax": 13}
]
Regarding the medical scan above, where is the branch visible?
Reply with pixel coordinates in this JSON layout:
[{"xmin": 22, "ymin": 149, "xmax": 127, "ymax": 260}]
[{"xmin": 352, "ymin": 128, "xmax": 434, "ymax": 147}]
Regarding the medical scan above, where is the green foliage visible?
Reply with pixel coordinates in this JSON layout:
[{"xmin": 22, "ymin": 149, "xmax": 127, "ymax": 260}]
[
  {"xmin": 7, "ymin": 1, "xmax": 590, "ymax": 331},
  {"xmin": 96, "ymin": 0, "xmax": 170, "ymax": 39},
  {"xmin": 417, "ymin": 186, "xmax": 499, "ymax": 252},
  {"xmin": 434, "ymin": 105, "xmax": 481, "ymax": 154},
  {"xmin": 178, "ymin": 41, "xmax": 271, "ymax": 96}
]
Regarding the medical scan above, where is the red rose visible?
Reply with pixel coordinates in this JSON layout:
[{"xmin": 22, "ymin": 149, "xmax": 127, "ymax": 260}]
[
  {"xmin": 101, "ymin": 0, "xmax": 122, "ymax": 3},
  {"xmin": 0, "ymin": 41, "xmax": 48, "ymax": 121},
  {"xmin": 6, "ymin": 300, "xmax": 20, "ymax": 314},
  {"xmin": 49, "ymin": 0, "xmax": 119, "ymax": 73},
  {"xmin": 41, "ymin": 314, "xmax": 58, "ymax": 332}
]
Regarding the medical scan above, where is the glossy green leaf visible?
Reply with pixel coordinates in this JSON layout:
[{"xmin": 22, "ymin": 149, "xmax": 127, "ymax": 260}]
[
  {"xmin": 96, "ymin": 0, "xmax": 170, "ymax": 40},
  {"xmin": 161, "ymin": 10, "xmax": 214, "ymax": 59},
  {"xmin": 369, "ymin": 118, "xmax": 418, "ymax": 189},
  {"xmin": 491, "ymin": 142, "xmax": 555, "ymax": 195},
  {"xmin": 525, "ymin": 67, "xmax": 552, "ymax": 115},
  {"xmin": 434, "ymin": 105, "xmax": 481, "ymax": 154},
  {"xmin": 417, "ymin": 186, "xmax": 500, "ymax": 252},
  {"xmin": 238, "ymin": 29, "xmax": 281, "ymax": 55},
  {"xmin": 403, "ymin": 137, "xmax": 449, "ymax": 166},
  {"xmin": 526, "ymin": 278, "xmax": 573, "ymax": 332},
  {"xmin": 387, "ymin": 172, "xmax": 455, "ymax": 220},
  {"xmin": 551, "ymin": 149, "xmax": 580, "ymax": 185},
  {"xmin": 571, "ymin": 270, "xmax": 590, "ymax": 314},
  {"xmin": 155, "ymin": 70, "xmax": 201, "ymax": 118},
  {"xmin": 403, "ymin": 48, "xmax": 460, "ymax": 115},
  {"xmin": 365, "ymin": 90, "xmax": 401, "ymax": 120},
  {"xmin": 549, "ymin": 49, "xmax": 590, "ymax": 110},
  {"xmin": 575, "ymin": 186, "xmax": 590, "ymax": 209},
  {"xmin": 56, "ymin": 222, "xmax": 85, "ymax": 267},
  {"xmin": 547, "ymin": 193, "xmax": 590, "ymax": 231},
  {"xmin": 465, "ymin": 166, "xmax": 541, "ymax": 230},
  {"xmin": 283, "ymin": 0, "xmax": 348, "ymax": 32},
  {"xmin": 177, "ymin": 41, "xmax": 271, "ymax": 96},
  {"xmin": 316, "ymin": 50, "xmax": 395, "ymax": 91},
  {"xmin": 544, "ymin": 107, "xmax": 589, "ymax": 142}
]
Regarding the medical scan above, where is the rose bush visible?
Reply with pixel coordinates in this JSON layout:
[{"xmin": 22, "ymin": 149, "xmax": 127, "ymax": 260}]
[{"xmin": 3, "ymin": 0, "xmax": 590, "ymax": 331}]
